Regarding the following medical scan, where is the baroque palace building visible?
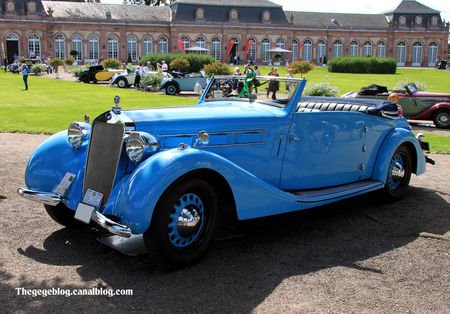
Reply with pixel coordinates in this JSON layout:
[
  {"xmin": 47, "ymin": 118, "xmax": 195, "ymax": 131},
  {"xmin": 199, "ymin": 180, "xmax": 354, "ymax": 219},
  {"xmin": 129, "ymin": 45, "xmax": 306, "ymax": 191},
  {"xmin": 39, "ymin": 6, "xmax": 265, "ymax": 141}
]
[{"xmin": 1, "ymin": 0, "xmax": 448, "ymax": 66}]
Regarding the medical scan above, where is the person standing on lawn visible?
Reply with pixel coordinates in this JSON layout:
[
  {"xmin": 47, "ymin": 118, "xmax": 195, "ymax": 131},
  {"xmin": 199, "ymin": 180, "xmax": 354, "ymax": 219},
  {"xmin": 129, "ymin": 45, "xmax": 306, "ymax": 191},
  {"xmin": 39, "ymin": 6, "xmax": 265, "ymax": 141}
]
[{"xmin": 20, "ymin": 63, "xmax": 29, "ymax": 90}]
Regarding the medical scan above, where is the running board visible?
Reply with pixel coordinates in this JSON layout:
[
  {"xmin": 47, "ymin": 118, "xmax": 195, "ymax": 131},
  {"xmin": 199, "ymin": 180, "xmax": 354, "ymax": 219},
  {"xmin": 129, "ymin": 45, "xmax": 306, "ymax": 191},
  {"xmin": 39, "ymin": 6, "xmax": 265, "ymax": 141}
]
[{"xmin": 289, "ymin": 179, "xmax": 384, "ymax": 203}]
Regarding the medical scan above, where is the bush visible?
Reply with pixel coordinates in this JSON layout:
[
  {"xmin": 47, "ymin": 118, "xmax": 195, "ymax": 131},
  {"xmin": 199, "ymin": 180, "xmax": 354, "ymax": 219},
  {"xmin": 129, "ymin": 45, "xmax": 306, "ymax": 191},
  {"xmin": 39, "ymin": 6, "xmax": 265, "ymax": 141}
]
[
  {"xmin": 303, "ymin": 82, "xmax": 339, "ymax": 97},
  {"xmin": 31, "ymin": 64, "xmax": 47, "ymax": 75},
  {"xmin": 202, "ymin": 62, "xmax": 232, "ymax": 77},
  {"xmin": 393, "ymin": 80, "xmax": 428, "ymax": 91},
  {"xmin": 290, "ymin": 61, "xmax": 315, "ymax": 77},
  {"xmin": 139, "ymin": 53, "xmax": 215, "ymax": 72},
  {"xmin": 327, "ymin": 56, "xmax": 397, "ymax": 74},
  {"xmin": 139, "ymin": 73, "xmax": 163, "ymax": 89},
  {"xmin": 69, "ymin": 49, "xmax": 78, "ymax": 58},
  {"xmin": 102, "ymin": 58, "xmax": 121, "ymax": 69},
  {"xmin": 170, "ymin": 58, "xmax": 190, "ymax": 72},
  {"xmin": 49, "ymin": 58, "xmax": 64, "ymax": 68},
  {"xmin": 64, "ymin": 57, "xmax": 75, "ymax": 66}
]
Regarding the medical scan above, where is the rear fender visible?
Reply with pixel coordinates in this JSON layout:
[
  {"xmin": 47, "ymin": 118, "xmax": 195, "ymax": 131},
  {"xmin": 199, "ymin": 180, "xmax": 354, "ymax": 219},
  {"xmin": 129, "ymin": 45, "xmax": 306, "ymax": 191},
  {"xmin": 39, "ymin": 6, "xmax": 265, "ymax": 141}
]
[
  {"xmin": 371, "ymin": 128, "xmax": 425, "ymax": 183},
  {"xmin": 410, "ymin": 102, "xmax": 450, "ymax": 120},
  {"xmin": 160, "ymin": 79, "xmax": 179, "ymax": 90},
  {"xmin": 110, "ymin": 148, "xmax": 300, "ymax": 234}
]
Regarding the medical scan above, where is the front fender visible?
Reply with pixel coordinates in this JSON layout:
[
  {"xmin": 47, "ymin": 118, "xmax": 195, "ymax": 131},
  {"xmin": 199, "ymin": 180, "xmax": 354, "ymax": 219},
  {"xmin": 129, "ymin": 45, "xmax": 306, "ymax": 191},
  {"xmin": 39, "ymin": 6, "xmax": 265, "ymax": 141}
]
[
  {"xmin": 372, "ymin": 128, "xmax": 425, "ymax": 183},
  {"xmin": 110, "ymin": 148, "xmax": 301, "ymax": 234},
  {"xmin": 25, "ymin": 131, "xmax": 87, "ymax": 209},
  {"xmin": 410, "ymin": 102, "xmax": 450, "ymax": 120},
  {"xmin": 160, "ymin": 79, "xmax": 179, "ymax": 90}
]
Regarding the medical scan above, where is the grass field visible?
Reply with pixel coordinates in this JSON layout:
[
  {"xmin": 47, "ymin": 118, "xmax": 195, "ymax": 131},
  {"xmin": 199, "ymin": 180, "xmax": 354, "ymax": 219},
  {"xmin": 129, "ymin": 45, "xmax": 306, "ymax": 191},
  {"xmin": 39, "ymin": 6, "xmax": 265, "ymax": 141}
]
[{"xmin": 0, "ymin": 68, "xmax": 448, "ymax": 152}]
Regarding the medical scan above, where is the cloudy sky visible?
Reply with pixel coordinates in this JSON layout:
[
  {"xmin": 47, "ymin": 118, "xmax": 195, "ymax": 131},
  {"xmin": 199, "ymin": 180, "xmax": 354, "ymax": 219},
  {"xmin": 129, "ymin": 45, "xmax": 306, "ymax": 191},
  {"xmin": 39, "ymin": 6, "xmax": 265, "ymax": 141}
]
[{"xmin": 101, "ymin": 0, "xmax": 450, "ymax": 22}]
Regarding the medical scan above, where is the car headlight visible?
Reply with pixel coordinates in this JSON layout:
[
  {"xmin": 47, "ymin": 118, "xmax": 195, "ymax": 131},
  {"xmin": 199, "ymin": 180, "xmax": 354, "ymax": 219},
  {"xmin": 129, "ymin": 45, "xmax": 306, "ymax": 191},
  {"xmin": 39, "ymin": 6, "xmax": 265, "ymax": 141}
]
[
  {"xmin": 68, "ymin": 122, "xmax": 91, "ymax": 148},
  {"xmin": 126, "ymin": 132, "xmax": 159, "ymax": 163}
]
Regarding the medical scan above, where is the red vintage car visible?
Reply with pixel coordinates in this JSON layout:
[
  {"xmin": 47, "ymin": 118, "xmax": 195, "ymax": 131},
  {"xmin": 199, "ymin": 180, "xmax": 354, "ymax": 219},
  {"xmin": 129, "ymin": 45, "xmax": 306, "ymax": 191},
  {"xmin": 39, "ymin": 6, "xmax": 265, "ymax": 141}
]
[{"xmin": 343, "ymin": 83, "xmax": 450, "ymax": 129}]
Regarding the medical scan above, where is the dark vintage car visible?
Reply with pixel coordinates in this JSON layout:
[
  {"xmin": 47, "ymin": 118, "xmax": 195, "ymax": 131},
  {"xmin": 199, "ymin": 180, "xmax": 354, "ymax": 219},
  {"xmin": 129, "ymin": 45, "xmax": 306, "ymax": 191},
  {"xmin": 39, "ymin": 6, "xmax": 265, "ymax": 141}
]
[
  {"xmin": 18, "ymin": 76, "xmax": 432, "ymax": 269},
  {"xmin": 343, "ymin": 83, "xmax": 450, "ymax": 128},
  {"xmin": 159, "ymin": 71, "xmax": 208, "ymax": 95},
  {"xmin": 78, "ymin": 65, "xmax": 122, "ymax": 83}
]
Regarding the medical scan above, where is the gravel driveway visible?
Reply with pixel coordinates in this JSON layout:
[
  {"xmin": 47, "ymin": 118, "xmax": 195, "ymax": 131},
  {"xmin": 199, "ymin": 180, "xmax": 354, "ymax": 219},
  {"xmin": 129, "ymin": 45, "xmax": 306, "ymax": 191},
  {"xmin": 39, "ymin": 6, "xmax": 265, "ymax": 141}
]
[{"xmin": 0, "ymin": 132, "xmax": 448, "ymax": 313}]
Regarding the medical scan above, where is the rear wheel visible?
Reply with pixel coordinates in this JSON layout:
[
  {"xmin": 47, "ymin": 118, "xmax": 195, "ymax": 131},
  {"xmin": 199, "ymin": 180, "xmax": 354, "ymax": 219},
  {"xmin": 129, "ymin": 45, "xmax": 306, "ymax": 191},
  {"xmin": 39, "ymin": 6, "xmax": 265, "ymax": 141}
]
[
  {"xmin": 383, "ymin": 146, "xmax": 412, "ymax": 200},
  {"xmin": 144, "ymin": 178, "xmax": 219, "ymax": 269},
  {"xmin": 117, "ymin": 78, "xmax": 127, "ymax": 88},
  {"xmin": 433, "ymin": 109, "xmax": 450, "ymax": 129},
  {"xmin": 44, "ymin": 203, "xmax": 79, "ymax": 227},
  {"xmin": 165, "ymin": 84, "xmax": 178, "ymax": 95}
]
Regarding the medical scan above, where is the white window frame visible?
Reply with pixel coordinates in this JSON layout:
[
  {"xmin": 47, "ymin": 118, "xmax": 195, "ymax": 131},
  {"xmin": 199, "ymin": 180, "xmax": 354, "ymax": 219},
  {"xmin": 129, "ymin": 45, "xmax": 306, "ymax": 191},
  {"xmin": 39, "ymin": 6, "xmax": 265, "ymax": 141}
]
[
  {"xmin": 107, "ymin": 35, "xmax": 119, "ymax": 60},
  {"xmin": 127, "ymin": 35, "xmax": 137, "ymax": 62},
  {"xmin": 428, "ymin": 42, "xmax": 438, "ymax": 66},
  {"xmin": 247, "ymin": 38, "xmax": 256, "ymax": 62},
  {"xmin": 303, "ymin": 40, "xmax": 312, "ymax": 61},
  {"xmin": 412, "ymin": 42, "xmax": 422, "ymax": 66},
  {"xmin": 262, "ymin": 39, "xmax": 270, "ymax": 63},
  {"xmin": 292, "ymin": 40, "xmax": 298, "ymax": 62},
  {"xmin": 88, "ymin": 35, "xmax": 99, "ymax": 61},
  {"xmin": 350, "ymin": 41, "xmax": 359, "ymax": 57},
  {"xmin": 377, "ymin": 41, "xmax": 386, "ymax": 58},
  {"xmin": 28, "ymin": 34, "xmax": 40, "ymax": 58},
  {"xmin": 317, "ymin": 40, "xmax": 326, "ymax": 62},
  {"xmin": 71, "ymin": 35, "xmax": 82, "ymax": 61},
  {"xmin": 211, "ymin": 37, "xmax": 221, "ymax": 61},
  {"xmin": 143, "ymin": 36, "xmax": 153, "ymax": 56},
  {"xmin": 158, "ymin": 37, "xmax": 168, "ymax": 54},
  {"xmin": 363, "ymin": 41, "xmax": 372, "ymax": 57},
  {"xmin": 397, "ymin": 42, "xmax": 407, "ymax": 66},
  {"xmin": 333, "ymin": 40, "xmax": 342, "ymax": 58},
  {"xmin": 196, "ymin": 37, "xmax": 206, "ymax": 55}
]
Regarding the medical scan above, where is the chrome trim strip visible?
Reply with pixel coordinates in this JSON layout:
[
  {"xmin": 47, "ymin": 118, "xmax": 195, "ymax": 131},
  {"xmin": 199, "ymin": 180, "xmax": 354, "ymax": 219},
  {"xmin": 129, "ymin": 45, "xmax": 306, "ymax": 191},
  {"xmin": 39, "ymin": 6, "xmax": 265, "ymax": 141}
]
[
  {"xmin": 91, "ymin": 211, "xmax": 132, "ymax": 238},
  {"xmin": 17, "ymin": 187, "xmax": 62, "ymax": 206},
  {"xmin": 293, "ymin": 181, "xmax": 384, "ymax": 203},
  {"xmin": 199, "ymin": 142, "xmax": 263, "ymax": 148},
  {"xmin": 158, "ymin": 129, "xmax": 267, "ymax": 138}
]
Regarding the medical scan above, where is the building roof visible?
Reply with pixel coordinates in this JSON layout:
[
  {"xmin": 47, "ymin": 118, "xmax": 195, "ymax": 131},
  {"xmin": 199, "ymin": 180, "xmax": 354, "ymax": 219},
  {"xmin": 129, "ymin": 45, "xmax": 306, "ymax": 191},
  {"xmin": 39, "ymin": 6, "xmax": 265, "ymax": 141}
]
[
  {"xmin": 1, "ymin": 0, "xmax": 45, "ymax": 16},
  {"xmin": 41, "ymin": 1, "xmax": 171, "ymax": 22},
  {"xmin": 383, "ymin": 0, "xmax": 439, "ymax": 15},
  {"xmin": 285, "ymin": 11, "xmax": 388, "ymax": 28},
  {"xmin": 174, "ymin": 0, "xmax": 281, "ymax": 8}
]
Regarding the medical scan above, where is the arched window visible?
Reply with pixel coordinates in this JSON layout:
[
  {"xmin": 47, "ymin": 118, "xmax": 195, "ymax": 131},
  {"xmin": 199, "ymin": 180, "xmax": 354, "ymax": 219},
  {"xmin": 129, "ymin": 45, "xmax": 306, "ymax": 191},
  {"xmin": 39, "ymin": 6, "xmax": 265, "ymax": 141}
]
[
  {"xmin": 6, "ymin": 33, "xmax": 19, "ymax": 41},
  {"xmin": 317, "ymin": 40, "xmax": 326, "ymax": 62},
  {"xmin": 262, "ymin": 39, "xmax": 270, "ymax": 62},
  {"xmin": 54, "ymin": 34, "xmax": 66, "ymax": 59},
  {"xmin": 292, "ymin": 40, "xmax": 298, "ymax": 62},
  {"xmin": 182, "ymin": 36, "xmax": 190, "ymax": 51},
  {"xmin": 158, "ymin": 36, "xmax": 168, "ymax": 54},
  {"xmin": 71, "ymin": 35, "xmax": 82, "ymax": 61},
  {"xmin": 28, "ymin": 34, "xmax": 40, "ymax": 58},
  {"xmin": 363, "ymin": 41, "xmax": 372, "ymax": 56},
  {"xmin": 143, "ymin": 36, "xmax": 152, "ymax": 56},
  {"xmin": 196, "ymin": 37, "xmax": 206, "ymax": 54},
  {"xmin": 211, "ymin": 37, "xmax": 221, "ymax": 61},
  {"xmin": 127, "ymin": 35, "xmax": 137, "ymax": 62},
  {"xmin": 350, "ymin": 41, "xmax": 359, "ymax": 57},
  {"xmin": 276, "ymin": 39, "xmax": 285, "ymax": 49},
  {"xmin": 107, "ymin": 35, "xmax": 119, "ymax": 60},
  {"xmin": 377, "ymin": 41, "xmax": 386, "ymax": 58},
  {"xmin": 303, "ymin": 40, "xmax": 312, "ymax": 61},
  {"xmin": 247, "ymin": 38, "xmax": 256, "ymax": 62},
  {"xmin": 397, "ymin": 42, "xmax": 407, "ymax": 66},
  {"xmin": 412, "ymin": 42, "xmax": 422, "ymax": 66},
  {"xmin": 88, "ymin": 35, "xmax": 99, "ymax": 60},
  {"xmin": 428, "ymin": 42, "xmax": 438, "ymax": 66},
  {"xmin": 333, "ymin": 40, "xmax": 342, "ymax": 58}
]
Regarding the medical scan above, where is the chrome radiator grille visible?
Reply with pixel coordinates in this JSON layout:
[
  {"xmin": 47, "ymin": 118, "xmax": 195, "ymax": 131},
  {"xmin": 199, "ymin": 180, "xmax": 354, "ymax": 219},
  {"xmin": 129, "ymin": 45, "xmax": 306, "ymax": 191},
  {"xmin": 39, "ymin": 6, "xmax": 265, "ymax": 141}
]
[{"xmin": 83, "ymin": 122, "xmax": 124, "ymax": 207}]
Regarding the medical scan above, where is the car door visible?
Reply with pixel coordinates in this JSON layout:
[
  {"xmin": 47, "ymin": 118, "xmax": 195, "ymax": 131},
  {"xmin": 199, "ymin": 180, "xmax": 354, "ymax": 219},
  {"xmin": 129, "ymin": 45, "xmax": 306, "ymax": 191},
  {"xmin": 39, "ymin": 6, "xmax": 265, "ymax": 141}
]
[{"xmin": 280, "ymin": 111, "xmax": 366, "ymax": 190}]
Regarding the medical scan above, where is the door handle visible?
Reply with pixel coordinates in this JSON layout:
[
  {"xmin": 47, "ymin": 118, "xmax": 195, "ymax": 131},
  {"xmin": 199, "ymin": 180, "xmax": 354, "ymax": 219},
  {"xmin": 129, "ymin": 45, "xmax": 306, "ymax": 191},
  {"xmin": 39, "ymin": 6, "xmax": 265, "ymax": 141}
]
[{"xmin": 289, "ymin": 135, "xmax": 301, "ymax": 142}]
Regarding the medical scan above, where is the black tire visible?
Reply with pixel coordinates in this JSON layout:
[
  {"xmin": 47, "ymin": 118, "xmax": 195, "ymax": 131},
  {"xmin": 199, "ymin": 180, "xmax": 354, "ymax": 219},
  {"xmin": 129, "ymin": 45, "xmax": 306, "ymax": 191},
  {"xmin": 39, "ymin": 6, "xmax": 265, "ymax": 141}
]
[
  {"xmin": 432, "ymin": 109, "xmax": 450, "ymax": 129},
  {"xmin": 44, "ymin": 203, "xmax": 80, "ymax": 227},
  {"xmin": 117, "ymin": 78, "xmax": 127, "ymax": 88},
  {"xmin": 383, "ymin": 145, "xmax": 412, "ymax": 201},
  {"xmin": 165, "ymin": 84, "xmax": 178, "ymax": 95},
  {"xmin": 144, "ymin": 178, "xmax": 219, "ymax": 269}
]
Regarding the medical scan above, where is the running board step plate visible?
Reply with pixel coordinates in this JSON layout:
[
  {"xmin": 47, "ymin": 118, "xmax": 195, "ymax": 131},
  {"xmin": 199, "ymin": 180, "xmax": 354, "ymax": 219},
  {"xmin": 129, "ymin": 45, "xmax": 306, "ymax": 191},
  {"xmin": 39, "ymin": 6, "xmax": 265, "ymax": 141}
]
[{"xmin": 290, "ymin": 179, "xmax": 384, "ymax": 203}]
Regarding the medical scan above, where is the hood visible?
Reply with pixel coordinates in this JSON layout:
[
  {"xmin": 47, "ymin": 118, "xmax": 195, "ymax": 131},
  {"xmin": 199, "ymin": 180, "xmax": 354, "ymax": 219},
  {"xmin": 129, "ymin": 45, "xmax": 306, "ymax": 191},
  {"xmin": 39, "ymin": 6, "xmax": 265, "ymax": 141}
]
[{"xmin": 124, "ymin": 101, "xmax": 283, "ymax": 148}]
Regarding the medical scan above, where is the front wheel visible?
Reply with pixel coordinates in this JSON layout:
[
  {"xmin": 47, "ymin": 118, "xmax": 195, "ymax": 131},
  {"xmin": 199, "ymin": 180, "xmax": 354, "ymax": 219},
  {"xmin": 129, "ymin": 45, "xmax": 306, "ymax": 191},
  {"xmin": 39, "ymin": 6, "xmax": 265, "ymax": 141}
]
[
  {"xmin": 165, "ymin": 84, "xmax": 178, "ymax": 95},
  {"xmin": 44, "ymin": 203, "xmax": 80, "ymax": 227},
  {"xmin": 383, "ymin": 146, "xmax": 412, "ymax": 200},
  {"xmin": 117, "ymin": 78, "xmax": 127, "ymax": 88},
  {"xmin": 144, "ymin": 178, "xmax": 219, "ymax": 269},
  {"xmin": 433, "ymin": 109, "xmax": 450, "ymax": 129}
]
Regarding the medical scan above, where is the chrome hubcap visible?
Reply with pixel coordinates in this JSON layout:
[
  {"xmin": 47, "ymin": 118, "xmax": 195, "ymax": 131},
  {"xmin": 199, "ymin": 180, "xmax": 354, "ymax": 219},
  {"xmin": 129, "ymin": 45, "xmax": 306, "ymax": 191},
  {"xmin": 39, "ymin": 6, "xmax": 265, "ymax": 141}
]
[
  {"xmin": 389, "ymin": 154, "xmax": 405, "ymax": 190},
  {"xmin": 438, "ymin": 113, "xmax": 449, "ymax": 124},
  {"xmin": 177, "ymin": 206, "xmax": 201, "ymax": 237},
  {"xmin": 168, "ymin": 193, "xmax": 204, "ymax": 248}
]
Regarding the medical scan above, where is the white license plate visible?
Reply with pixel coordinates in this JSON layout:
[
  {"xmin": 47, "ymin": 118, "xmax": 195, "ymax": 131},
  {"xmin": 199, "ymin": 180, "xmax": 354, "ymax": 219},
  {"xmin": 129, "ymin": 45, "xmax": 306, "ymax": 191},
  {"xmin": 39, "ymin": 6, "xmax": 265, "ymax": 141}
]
[{"xmin": 74, "ymin": 202, "xmax": 95, "ymax": 224}]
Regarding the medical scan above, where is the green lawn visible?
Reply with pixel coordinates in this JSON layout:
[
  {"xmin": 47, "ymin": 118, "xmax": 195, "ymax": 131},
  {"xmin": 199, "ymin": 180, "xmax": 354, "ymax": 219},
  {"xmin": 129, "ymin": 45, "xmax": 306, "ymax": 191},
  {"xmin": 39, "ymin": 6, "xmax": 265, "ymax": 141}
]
[{"xmin": 0, "ymin": 69, "xmax": 448, "ymax": 152}]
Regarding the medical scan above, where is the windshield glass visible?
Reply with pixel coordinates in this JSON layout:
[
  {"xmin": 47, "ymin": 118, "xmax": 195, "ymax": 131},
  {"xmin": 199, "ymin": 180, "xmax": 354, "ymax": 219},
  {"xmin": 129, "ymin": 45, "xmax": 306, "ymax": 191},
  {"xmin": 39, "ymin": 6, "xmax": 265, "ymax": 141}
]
[{"xmin": 203, "ymin": 75, "xmax": 302, "ymax": 107}]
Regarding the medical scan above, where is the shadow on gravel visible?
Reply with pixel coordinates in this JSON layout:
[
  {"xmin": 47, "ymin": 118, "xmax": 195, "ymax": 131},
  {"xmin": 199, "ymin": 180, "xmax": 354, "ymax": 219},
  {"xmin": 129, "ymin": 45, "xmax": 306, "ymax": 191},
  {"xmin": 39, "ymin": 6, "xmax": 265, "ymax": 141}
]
[{"xmin": 11, "ymin": 186, "xmax": 450, "ymax": 312}]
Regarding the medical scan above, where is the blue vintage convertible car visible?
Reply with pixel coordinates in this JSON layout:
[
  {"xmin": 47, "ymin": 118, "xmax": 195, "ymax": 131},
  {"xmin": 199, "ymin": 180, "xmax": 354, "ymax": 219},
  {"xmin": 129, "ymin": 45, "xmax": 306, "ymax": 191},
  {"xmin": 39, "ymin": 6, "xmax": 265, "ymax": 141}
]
[{"xmin": 18, "ymin": 75, "xmax": 432, "ymax": 268}]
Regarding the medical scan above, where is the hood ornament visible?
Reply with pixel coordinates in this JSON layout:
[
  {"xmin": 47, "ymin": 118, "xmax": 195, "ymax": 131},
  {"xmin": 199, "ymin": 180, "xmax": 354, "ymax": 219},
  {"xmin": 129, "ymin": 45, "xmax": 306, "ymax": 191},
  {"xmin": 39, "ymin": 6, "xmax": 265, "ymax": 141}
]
[{"xmin": 112, "ymin": 95, "xmax": 122, "ymax": 114}]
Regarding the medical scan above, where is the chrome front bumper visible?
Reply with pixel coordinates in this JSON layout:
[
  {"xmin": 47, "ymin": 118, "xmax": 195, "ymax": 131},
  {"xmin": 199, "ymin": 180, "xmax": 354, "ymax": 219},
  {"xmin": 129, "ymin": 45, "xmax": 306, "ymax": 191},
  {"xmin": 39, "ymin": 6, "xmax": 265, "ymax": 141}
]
[
  {"xmin": 17, "ymin": 187, "xmax": 62, "ymax": 206},
  {"xmin": 18, "ymin": 187, "xmax": 132, "ymax": 238},
  {"xmin": 91, "ymin": 211, "xmax": 131, "ymax": 238}
]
